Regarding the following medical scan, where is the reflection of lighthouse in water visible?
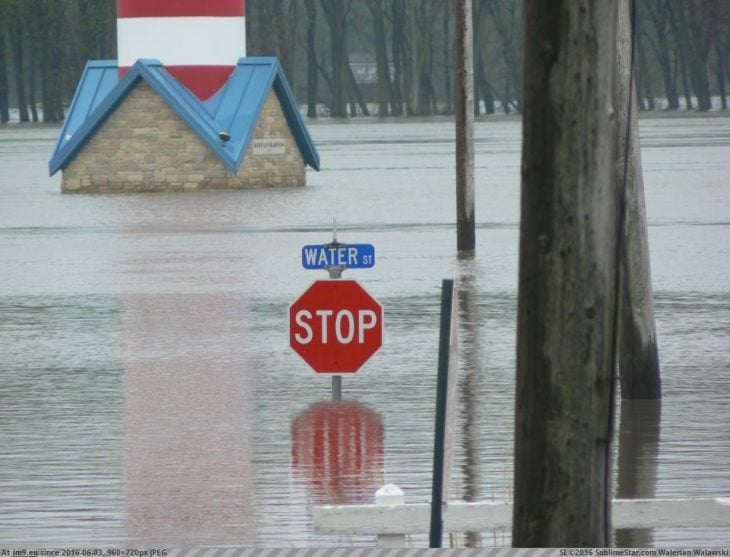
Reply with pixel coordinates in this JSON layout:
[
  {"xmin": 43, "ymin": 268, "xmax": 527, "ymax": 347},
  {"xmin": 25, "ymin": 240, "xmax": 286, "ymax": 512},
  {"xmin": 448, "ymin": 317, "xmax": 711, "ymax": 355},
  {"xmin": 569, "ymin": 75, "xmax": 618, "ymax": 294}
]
[
  {"xmin": 122, "ymin": 292, "xmax": 255, "ymax": 546},
  {"xmin": 116, "ymin": 0, "xmax": 246, "ymax": 100}
]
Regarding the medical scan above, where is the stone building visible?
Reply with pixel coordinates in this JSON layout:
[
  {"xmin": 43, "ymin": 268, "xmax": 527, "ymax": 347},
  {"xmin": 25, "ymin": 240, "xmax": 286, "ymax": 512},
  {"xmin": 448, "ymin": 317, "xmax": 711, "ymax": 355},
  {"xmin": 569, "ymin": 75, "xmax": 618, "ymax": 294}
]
[{"xmin": 49, "ymin": 58, "xmax": 320, "ymax": 193}]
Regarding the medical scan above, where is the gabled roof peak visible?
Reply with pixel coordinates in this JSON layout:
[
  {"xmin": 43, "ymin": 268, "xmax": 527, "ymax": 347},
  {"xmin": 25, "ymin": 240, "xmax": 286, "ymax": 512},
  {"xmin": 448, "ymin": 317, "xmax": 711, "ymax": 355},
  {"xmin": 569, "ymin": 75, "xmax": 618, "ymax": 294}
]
[{"xmin": 50, "ymin": 57, "xmax": 320, "ymax": 176}]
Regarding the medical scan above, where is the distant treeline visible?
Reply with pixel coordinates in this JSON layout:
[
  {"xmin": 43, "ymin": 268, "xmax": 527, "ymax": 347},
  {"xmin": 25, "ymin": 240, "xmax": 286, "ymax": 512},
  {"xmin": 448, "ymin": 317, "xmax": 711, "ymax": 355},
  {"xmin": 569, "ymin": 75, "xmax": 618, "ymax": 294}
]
[
  {"xmin": 1, "ymin": 0, "xmax": 728, "ymax": 123},
  {"xmin": 0, "ymin": 0, "xmax": 115, "ymax": 123}
]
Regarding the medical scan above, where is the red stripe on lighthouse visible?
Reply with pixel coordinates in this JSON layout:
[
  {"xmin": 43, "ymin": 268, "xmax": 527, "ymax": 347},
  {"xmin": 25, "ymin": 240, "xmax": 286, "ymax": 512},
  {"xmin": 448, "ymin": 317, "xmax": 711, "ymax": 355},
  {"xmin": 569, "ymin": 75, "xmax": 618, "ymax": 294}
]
[
  {"xmin": 117, "ymin": 0, "xmax": 245, "ymax": 18},
  {"xmin": 119, "ymin": 65, "xmax": 236, "ymax": 101},
  {"xmin": 116, "ymin": 0, "xmax": 246, "ymax": 100}
]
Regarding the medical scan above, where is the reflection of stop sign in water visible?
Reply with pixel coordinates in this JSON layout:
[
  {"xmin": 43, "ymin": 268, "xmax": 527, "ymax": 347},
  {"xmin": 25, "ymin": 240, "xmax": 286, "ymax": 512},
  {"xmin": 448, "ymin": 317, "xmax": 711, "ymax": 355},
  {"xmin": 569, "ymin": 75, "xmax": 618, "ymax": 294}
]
[
  {"xmin": 291, "ymin": 401, "xmax": 384, "ymax": 504},
  {"xmin": 289, "ymin": 280, "xmax": 383, "ymax": 373}
]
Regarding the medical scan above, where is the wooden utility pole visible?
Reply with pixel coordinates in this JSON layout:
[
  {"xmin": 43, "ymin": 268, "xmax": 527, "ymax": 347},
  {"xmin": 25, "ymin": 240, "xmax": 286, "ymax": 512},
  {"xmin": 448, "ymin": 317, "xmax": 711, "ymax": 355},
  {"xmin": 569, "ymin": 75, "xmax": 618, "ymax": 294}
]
[
  {"xmin": 454, "ymin": 0, "xmax": 475, "ymax": 254},
  {"xmin": 513, "ymin": 0, "xmax": 619, "ymax": 547},
  {"xmin": 615, "ymin": 0, "xmax": 662, "ymax": 400}
]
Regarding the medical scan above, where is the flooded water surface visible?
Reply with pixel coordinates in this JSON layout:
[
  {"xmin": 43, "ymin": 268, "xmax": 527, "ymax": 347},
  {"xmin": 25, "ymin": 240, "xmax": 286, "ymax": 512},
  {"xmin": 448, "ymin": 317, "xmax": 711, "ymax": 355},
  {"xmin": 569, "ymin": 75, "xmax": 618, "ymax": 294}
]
[{"xmin": 1, "ymin": 116, "xmax": 729, "ymax": 547}]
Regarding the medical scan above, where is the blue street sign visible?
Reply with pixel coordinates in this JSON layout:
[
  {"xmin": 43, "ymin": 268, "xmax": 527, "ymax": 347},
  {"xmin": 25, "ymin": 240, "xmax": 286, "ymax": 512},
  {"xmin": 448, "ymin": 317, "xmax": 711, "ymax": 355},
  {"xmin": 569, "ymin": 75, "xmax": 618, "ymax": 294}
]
[{"xmin": 301, "ymin": 243, "xmax": 375, "ymax": 270}]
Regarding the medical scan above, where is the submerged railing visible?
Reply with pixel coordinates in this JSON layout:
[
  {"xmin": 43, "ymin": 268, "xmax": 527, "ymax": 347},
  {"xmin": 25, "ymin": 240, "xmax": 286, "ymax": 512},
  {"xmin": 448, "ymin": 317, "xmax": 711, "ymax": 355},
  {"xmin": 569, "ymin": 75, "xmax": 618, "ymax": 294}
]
[{"xmin": 313, "ymin": 484, "xmax": 730, "ymax": 547}]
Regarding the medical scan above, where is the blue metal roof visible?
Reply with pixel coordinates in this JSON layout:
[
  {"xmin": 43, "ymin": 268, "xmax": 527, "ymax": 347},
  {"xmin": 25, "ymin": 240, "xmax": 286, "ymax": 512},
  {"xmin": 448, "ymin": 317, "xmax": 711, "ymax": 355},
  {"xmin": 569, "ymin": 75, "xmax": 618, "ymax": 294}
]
[{"xmin": 49, "ymin": 57, "xmax": 320, "ymax": 176}]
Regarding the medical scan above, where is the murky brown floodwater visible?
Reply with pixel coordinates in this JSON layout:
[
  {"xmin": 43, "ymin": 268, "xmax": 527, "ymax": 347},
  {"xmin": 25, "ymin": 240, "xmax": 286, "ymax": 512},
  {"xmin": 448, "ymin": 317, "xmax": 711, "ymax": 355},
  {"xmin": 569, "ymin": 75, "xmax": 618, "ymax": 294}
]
[{"xmin": 1, "ymin": 116, "xmax": 729, "ymax": 547}]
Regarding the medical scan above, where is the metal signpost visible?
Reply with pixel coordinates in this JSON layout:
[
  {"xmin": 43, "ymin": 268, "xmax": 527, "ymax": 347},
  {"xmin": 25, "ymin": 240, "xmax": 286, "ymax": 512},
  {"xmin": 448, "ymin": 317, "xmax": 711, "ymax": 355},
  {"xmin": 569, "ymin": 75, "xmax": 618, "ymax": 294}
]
[
  {"xmin": 290, "ymin": 222, "xmax": 381, "ymax": 400},
  {"xmin": 429, "ymin": 278, "xmax": 459, "ymax": 547}
]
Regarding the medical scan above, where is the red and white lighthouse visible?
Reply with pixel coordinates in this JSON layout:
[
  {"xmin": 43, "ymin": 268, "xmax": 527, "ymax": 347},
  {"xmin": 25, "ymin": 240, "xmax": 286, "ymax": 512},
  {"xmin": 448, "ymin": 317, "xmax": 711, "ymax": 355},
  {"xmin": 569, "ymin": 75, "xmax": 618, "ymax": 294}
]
[{"xmin": 116, "ymin": 0, "xmax": 246, "ymax": 100}]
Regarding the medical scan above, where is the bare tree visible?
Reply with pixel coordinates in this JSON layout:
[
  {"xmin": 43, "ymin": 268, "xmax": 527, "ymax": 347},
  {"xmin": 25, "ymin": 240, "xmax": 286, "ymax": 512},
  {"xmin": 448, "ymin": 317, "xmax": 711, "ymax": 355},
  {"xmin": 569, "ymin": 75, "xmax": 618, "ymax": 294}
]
[
  {"xmin": 635, "ymin": 16, "xmax": 656, "ymax": 110},
  {"xmin": 7, "ymin": 1, "xmax": 30, "ymax": 122},
  {"xmin": 402, "ymin": 0, "xmax": 438, "ymax": 116},
  {"xmin": 320, "ymin": 0, "xmax": 352, "ymax": 117},
  {"xmin": 484, "ymin": 0, "xmax": 524, "ymax": 113},
  {"xmin": 640, "ymin": 0, "xmax": 680, "ymax": 109},
  {"xmin": 717, "ymin": 40, "xmax": 728, "ymax": 110},
  {"xmin": 0, "ymin": 3, "xmax": 9, "ymax": 123},
  {"xmin": 442, "ymin": 0, "xmax": 453, "ymax": 114},
  {"xmin": 669, "ymin": 0, "xmax": 716, "ymax": 111},
  {"xmin": 389, "ymin": 0, "xmax": 405, "ymax": 116},
  {"xmin": 303, "ymin": 0, "xmax": 319, "ymax": 117},
  {"xmin": 366, "ymin": 0, "xmax": 393, "ymax": 117},
  {"xmin": 711, "ymin": 1, "xmax": 730, "ymax": 110},
  {"xmin": 36, "ymin": 0, "xmax": 66, "ymax": 122}
]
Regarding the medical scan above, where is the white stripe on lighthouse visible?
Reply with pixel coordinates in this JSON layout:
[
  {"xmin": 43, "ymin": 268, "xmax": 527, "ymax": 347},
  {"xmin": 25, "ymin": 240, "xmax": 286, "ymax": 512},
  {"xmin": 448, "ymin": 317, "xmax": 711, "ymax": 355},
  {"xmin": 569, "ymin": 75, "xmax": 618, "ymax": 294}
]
[{"xmin": 117, "ymin": 17, "xmax": 246, "ymax": 67}]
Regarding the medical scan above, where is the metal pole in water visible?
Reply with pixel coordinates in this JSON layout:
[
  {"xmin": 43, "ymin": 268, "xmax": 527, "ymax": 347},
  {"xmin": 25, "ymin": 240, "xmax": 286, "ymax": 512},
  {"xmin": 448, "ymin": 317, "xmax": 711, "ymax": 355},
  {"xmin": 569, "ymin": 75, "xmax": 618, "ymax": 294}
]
[
  {"xmin": 331, "ymin": 375, "xmax": 342, "ymax": 401},
  {"xmin": 430, "ymin": 278, "xmax": 455, "ymax": 548},
  {"xmin": 327, "ymin": 218, "xmax": 344, "ymax": 400}
]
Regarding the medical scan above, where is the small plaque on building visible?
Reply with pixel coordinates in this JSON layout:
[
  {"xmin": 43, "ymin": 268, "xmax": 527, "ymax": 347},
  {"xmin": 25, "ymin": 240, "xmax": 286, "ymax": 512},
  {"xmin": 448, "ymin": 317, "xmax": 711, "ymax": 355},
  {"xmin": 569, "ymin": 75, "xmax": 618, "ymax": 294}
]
[{"xmin": 252, "ymin": 138, "xmax": 286, "ymax": 155}]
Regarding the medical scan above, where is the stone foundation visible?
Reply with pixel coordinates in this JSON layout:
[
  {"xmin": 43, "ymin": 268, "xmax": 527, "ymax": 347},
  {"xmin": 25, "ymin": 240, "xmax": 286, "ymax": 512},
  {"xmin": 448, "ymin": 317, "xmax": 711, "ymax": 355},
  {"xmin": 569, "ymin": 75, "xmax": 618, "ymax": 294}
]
[{"xmin": 61, "ymin": 82, "xmax": 306, "ymax": 193}]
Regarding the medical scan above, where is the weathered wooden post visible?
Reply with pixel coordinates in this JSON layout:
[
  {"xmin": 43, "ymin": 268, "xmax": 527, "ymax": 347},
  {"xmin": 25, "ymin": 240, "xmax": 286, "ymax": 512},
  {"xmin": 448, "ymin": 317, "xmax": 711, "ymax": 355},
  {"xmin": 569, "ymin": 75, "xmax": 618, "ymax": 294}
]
[
  {"xmin": 615, "ymin": 0, "xmax": 662, "ymax": 400},
  {"xmin": 454, "ymin": 0, "xmax": 475, "ymax": 254},
  {"xmin": 513, "ymin": 0, "xmax": 619, "ymax": 547}
]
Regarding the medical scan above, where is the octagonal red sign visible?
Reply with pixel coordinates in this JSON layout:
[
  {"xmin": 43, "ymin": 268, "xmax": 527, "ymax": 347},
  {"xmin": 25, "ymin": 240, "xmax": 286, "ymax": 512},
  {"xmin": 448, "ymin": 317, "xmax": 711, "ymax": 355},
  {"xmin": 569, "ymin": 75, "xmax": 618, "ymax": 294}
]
[{"xmin": 289, "ymin": 279, "xmax": 383, "ymax": 373}]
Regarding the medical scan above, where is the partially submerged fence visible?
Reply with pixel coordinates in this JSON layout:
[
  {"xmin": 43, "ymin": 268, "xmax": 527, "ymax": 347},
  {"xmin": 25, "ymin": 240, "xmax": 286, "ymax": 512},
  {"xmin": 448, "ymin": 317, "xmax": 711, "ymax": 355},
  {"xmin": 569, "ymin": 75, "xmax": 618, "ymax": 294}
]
[{"xmin": 313, "ymin": 484, "xmax": 730, "ymax": 547}]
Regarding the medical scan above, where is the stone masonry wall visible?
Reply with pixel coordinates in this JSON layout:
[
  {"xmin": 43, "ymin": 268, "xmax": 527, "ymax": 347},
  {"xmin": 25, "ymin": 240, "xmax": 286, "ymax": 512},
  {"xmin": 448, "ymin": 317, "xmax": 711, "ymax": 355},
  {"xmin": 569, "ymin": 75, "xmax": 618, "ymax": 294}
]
[{"xmin": 62, "ymin": 82, "xmax": 306, "ymax": 192}]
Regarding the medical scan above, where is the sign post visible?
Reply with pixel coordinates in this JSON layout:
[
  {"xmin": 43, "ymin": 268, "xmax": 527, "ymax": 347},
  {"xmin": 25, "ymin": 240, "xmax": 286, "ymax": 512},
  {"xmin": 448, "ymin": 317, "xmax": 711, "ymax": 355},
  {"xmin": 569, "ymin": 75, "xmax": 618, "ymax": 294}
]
[
  {"xmin": 290, "ymin": 222, "xmax": 381, "ymax": 400},
  {"xmin": 429, "ymin": 278, "xmax": 459, "ymax": 548}
]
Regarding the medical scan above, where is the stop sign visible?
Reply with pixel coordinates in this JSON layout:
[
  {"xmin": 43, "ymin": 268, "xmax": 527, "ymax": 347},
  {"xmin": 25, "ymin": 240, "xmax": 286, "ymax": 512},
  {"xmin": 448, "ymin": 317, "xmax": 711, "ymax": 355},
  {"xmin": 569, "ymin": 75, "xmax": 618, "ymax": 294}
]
[{"xmin": 289, "ymin": 279, "xmax": 383, "ymax": 373}]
